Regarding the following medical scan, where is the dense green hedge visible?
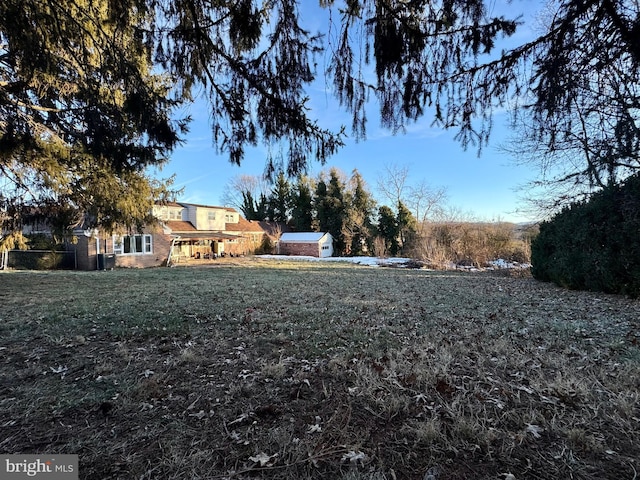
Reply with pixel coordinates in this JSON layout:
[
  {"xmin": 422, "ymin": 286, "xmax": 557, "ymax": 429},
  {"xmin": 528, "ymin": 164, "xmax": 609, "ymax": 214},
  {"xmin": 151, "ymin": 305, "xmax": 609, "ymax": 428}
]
[{"xmin": 531, "ymin": 174, "xmax": 640, "ymax": 297}]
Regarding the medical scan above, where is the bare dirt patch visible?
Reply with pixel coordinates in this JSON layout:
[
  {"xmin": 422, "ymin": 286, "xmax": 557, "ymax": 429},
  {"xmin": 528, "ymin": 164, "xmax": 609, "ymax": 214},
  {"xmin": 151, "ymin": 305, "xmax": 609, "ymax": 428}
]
[{"xmin": 1, "ymin": 261, "xmax": 638, "ymax": 479}]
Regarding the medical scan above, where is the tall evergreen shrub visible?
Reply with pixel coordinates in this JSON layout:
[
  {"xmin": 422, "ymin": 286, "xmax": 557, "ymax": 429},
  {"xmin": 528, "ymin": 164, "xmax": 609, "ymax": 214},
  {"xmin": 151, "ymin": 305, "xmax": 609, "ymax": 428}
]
[{"xmin": 532, "ymin": 174, "xmax": 640, "ymax": 296}]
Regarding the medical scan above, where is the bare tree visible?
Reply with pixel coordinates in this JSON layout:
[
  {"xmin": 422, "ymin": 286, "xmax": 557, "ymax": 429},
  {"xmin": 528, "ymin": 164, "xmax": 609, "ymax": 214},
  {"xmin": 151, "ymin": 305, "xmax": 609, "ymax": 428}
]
[
  {"xmin": 376, "ymin": 164, "xmax": 410, "ymax": 207},
  {"xmin": 376, "ymin": 164, "xmax": 447, "ymax": 220},
  {"xmin": 221, "ymin": 174, "xmax": 269, "ymax": 210},
  {"xmin": 407, "ymin": 180, "xmax": 448, "ymax": 226}
]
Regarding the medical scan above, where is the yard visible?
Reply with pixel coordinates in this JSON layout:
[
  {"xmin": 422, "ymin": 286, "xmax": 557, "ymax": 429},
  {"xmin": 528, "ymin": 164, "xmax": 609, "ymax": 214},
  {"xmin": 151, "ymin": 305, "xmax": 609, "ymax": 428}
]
[{"xmin": 1, "ymin": 258, "xmax": 639, "ymax": 479}]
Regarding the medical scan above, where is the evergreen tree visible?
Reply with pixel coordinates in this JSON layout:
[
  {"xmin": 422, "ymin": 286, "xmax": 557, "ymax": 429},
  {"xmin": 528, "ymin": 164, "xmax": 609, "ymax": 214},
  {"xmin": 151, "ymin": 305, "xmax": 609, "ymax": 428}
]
[
  {"xmin": 240, "ymin": 191, "xmax": 258, "ymax": 220},
  {"xmin": 1, "ymin": 0, "xmax": 183, "ymax": 233},
  {"xmin": 347, "ymin": 170, "xmax": 376, "ymax": 255},
  {"xmin": 396, "ymin": 201, "xmax": 418, "ymax": 255},
  {"xmin": 290, "ymin": 176, "xmax": 314, "ymax": 231},
  {"xmin": 312, "ymin": 169, "xmax": 348, "ymax": 254},
  {"xmin": 314, "ymin": 179, "xmax": 330, "ymax": 233},
  {"xmin": 377, "ymin": 205, "xmax": 399, "ymax": 256},
  {"xmin": 325, "ymin": 169, "xmax": 348, "ymax": 255},
  {"xmin": 255, "ymin": 194, "xmax": 269, "ymax": 222},
  {"xmin": 267, "ymin": 172, "xmax": 292, "ymax": 223},
  {"xmin": 0, "ymin": 0, "xmax": 341, "ymax": 233},
  {"xmin": 239, "ymin": 190, "xmax": 269, "ymax": 221},
  {"xmin": 327, "ymin": 0, "xmax": 640, "ymax": 201}
]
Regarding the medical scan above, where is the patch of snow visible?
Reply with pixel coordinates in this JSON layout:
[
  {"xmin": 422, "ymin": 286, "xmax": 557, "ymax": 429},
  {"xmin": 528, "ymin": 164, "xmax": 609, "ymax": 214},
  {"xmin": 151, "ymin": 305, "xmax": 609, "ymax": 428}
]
[
  {"xmin": 489, "ymin": 259, "xmax": 532, "ymax": 270},
  {"xmin": 257, "ymin": 255, "xmax": 531, "ymax": 270},
  {"xmin": 257, "ymin": 255, "xmax": 411, "ymax": 267}
]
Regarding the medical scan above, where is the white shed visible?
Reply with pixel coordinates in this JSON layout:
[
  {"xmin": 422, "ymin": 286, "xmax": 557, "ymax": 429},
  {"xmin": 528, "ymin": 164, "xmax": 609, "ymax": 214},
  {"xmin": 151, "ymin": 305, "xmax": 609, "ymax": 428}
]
[{"xmin": 277, "ymin": 232, "xmax": 333, "ymax": 258}]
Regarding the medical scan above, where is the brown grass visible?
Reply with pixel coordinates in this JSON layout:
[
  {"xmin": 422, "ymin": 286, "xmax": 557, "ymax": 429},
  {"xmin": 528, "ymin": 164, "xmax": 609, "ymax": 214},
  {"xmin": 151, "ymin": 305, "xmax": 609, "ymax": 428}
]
[{"xmin": 1, "ymin": 258, "xmax": 639, "ymax": 479}]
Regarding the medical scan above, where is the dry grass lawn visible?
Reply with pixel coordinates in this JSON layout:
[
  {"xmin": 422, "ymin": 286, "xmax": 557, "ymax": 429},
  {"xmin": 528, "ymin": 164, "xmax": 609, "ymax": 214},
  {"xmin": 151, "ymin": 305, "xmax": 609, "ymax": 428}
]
[{"xmin": 1, "ymin": 258, "xmax": 639, "ymax": 479}]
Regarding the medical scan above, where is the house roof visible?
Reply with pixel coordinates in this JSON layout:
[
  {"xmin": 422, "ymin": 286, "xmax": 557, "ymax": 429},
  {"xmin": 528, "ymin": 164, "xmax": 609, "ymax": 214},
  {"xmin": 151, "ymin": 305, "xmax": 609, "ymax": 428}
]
[
  {"xmin": 165, "ymin": 220, "xmax": 197, "ymax": 232},
  {"xmin": 164, "ymin": 220, "xmax": 237, "ymax": 240},
  {"xmin": 280, "ymin": 232, "xmax": 330, "ymax": 243},
  {"xmin": 178, "ymin": 202, "xmax": 232, "ymax": 210},
  {"xmin": 174, "ymin": 232, "xmax": 239, "ymax": 240},
  {"xmin": 225, "ymin": 217, "xmax": 266, "ymax": 233}
]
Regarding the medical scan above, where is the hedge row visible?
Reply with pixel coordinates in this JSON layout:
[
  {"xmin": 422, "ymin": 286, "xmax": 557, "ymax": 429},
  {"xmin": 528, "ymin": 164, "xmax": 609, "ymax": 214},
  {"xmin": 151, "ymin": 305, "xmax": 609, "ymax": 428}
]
[{"xmin": 531, "ymin": 174, "xmax": 640, "ymax": 297}]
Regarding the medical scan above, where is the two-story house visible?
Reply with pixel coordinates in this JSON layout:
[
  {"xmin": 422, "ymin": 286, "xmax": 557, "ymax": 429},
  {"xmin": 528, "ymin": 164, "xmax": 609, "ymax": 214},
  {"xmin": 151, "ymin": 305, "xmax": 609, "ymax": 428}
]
[{"xmin": 72, "ymin": 202, "xmax": 270, "ymax": 269}]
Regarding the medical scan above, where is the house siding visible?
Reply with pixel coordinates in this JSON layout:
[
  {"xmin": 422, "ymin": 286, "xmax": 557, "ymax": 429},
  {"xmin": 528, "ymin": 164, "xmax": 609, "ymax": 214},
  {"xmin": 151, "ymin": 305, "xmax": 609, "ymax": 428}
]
[{"xmin": 185, "ymin": 204, "xmax": 227, "ymax": 231}]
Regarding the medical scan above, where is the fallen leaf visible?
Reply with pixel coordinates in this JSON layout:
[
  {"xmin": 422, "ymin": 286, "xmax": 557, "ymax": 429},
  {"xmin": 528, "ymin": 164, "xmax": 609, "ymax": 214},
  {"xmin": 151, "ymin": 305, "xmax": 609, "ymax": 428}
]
[
  {"xmin": 249, "ymin": 452, "xmax": 278, "ymax": 467},
  {"xmin": 307, "ymin": 424, "xmax": 322, "ymax": 434},
  {"xmin": 342, "ymin": 450, "xmax": 367, "ymax": 464},
  {"xmin": 525, "ymin": 423, "xmax": 543, "ymax": 438}
]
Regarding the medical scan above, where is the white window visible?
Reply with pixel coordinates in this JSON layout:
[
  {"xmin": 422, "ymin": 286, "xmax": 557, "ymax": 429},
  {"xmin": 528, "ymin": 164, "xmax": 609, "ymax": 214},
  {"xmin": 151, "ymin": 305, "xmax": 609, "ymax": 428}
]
[
  {"xmin": 155, "ymin": 207, "xmax": 169, "ymax": 221},
  {"xmin": 225, "ymin": 213, "xmax": 235, "ymax": 222},
  {"xmin": 207, "ymin": 211, "xmax": 216, "ymax": 221},
  {"xmin": 113, "ymin": 236, "xmax": 123, "ymax": 254},
  {"xmin": 113, "ymin": 234, "xmax": 153, "ymax": 255},
  {"xmin": 155, "ymin": 207, "xmax": 182, "ymax": 221}
]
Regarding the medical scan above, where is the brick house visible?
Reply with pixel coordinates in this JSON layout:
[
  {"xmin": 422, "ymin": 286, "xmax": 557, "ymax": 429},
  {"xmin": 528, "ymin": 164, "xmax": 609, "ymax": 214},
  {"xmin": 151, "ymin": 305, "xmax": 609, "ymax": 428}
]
[{"xmin": 71, "ymin": 202, "xmax": 271, "ymax": 269}]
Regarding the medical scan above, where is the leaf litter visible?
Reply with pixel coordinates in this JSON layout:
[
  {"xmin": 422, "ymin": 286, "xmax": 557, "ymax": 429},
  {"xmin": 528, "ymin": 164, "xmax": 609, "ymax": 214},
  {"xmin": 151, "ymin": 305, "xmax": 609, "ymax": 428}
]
[{"xmin": 0, "ymin": 261, "xmax": 639, "ymax": 479}]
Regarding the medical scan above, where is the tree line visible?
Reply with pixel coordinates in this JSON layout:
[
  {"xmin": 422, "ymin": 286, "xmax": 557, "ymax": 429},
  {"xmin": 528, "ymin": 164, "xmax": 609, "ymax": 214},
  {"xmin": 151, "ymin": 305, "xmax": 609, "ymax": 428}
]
[
  {"xmin": 228, "ymin": 167, "xmax": 532, "ymax": 265},
  {"xmin": 235, "ymin": 168, "xmax": 415, "ymax": 257}
]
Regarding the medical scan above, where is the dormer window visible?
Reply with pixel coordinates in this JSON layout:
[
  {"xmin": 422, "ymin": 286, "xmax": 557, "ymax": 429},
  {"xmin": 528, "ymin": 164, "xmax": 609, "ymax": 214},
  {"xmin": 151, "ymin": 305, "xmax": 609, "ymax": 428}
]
[{"xmin": 155, "ymin": 205, "xmax": 182, "ymax": 221}]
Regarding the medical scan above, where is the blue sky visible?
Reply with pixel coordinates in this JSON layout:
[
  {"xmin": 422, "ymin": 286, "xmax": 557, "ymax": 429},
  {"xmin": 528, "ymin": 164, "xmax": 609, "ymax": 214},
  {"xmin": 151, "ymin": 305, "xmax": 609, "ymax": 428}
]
[{"xmin": 153, "ymin": 1, "xmax": 542, "ymax": 223}]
